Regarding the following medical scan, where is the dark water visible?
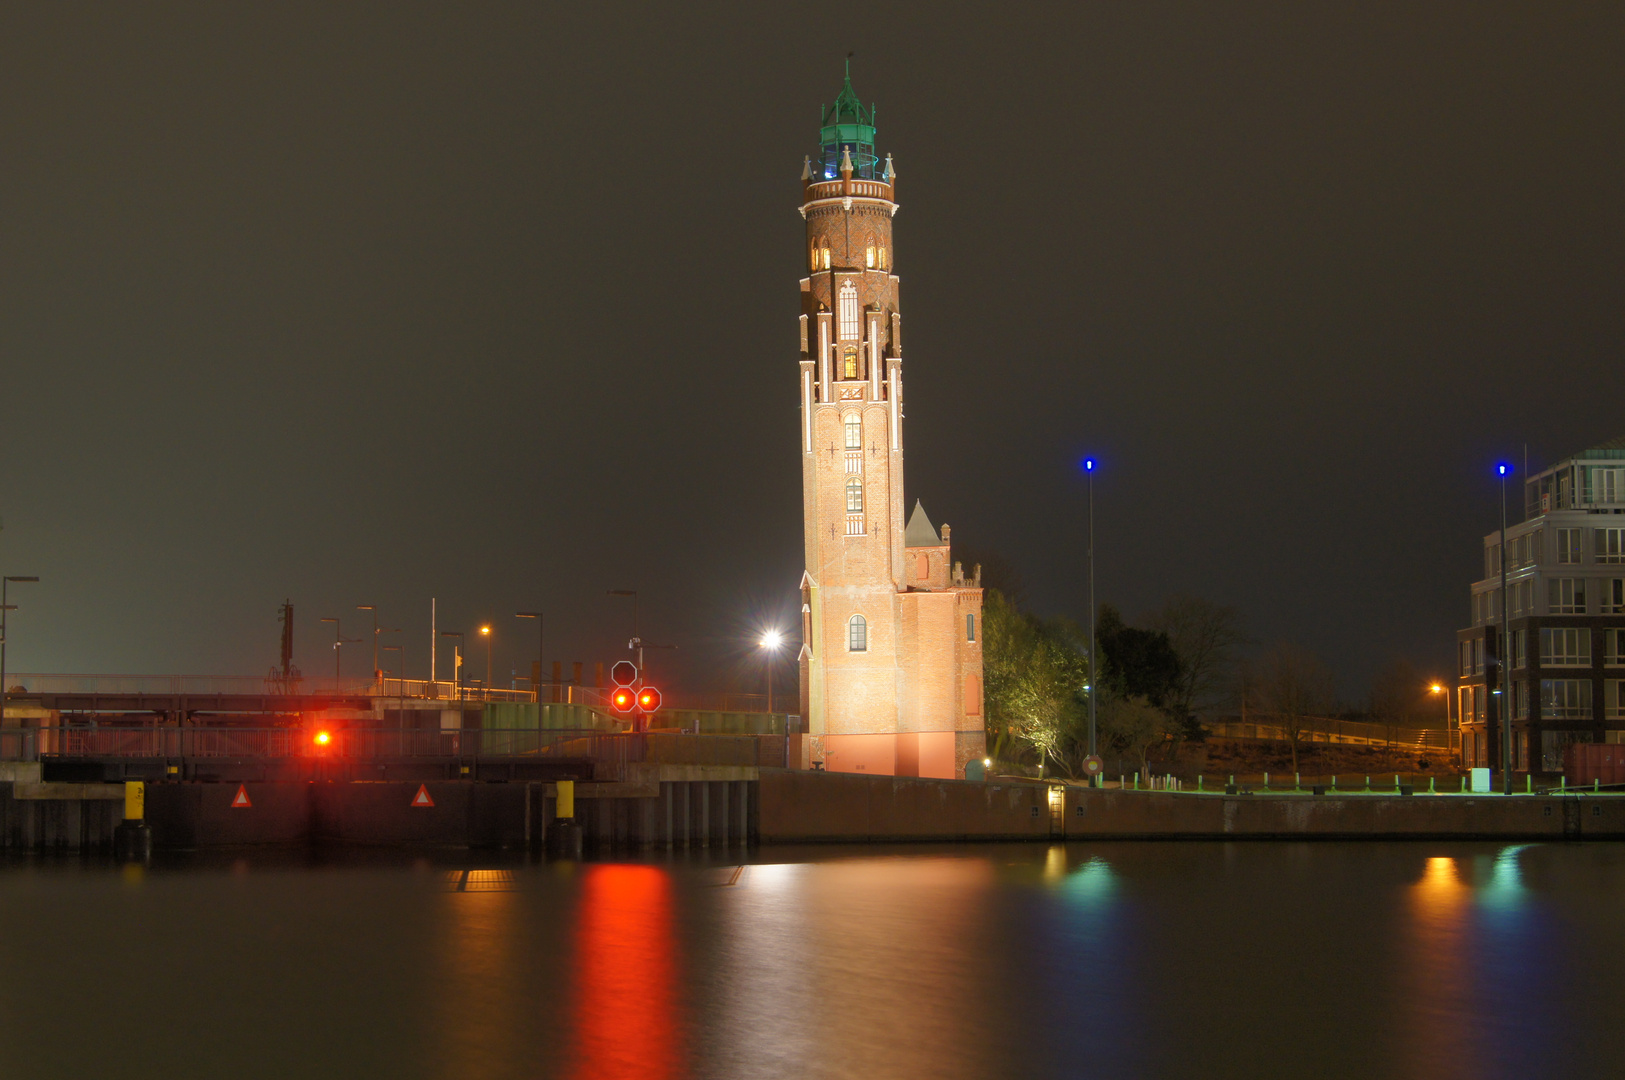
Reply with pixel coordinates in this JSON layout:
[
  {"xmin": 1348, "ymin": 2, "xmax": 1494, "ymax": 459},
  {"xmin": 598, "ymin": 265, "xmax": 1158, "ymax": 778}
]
[{"xmin": 1, "ymin": 842, "xmax": 1622, "ymax": 1079}]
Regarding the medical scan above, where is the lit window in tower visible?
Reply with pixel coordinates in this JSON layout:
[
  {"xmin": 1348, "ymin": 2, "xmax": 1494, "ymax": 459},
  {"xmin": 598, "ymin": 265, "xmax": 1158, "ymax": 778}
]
[
  {"xmin": 865, "ymin": 242, "xmax": 875, "ymax": 268},
  {"xmin": 848, "ymin": 615, "xmax": 868, "ymax": 652},
  {"xmin": 878, "ymin": 245, "xmax": 887, "ymax": 269},
  {"xmin": 844, "ymin": 415, "xmax": 861, "ymax": 448},
  {"xmin": 846, "ymin": 477, "xmax": 863, "ymax": 513},
  {"xmin": 838, "ymin": 281, "xmax": 859, "ymax": 340},
  {"xmin": 843, "ymin": 347, "xmax": 858, "ymax": 379}
]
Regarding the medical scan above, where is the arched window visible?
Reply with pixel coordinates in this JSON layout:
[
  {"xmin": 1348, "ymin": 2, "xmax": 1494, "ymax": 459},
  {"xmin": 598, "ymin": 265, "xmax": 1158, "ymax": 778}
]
[
  {"xmin": 878, "ymin": 244, "xmax": 888, "ymax": 270},
  {"xmin": 844, "ymin": 414, "xmax": 862, "ymax": 448},
  {"xmin": 838, "ymin": 281, "xmax": 859, "ymax": 340},
  {"xmin": 843, "ymin": 347, "xmax": 859, "ymax": 379},
  {"xmin": 848, "ymin": 614, "xmax": 868, "ymax": 652},
  {"xmin": 821, "ymin": 241, "xmax": 831, "ymax": 270},
  {"xmin": 846, "ymin": 477, "xmax": 863, "ymax": 513},
  {"xmin": 865, "ymin": 241, "xmax": 876, "ymax": 268}
]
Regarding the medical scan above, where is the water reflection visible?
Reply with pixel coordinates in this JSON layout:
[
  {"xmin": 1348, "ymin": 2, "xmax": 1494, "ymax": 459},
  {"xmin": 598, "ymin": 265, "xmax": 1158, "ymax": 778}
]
[
  {"xmin": 432, "ymin": 876, "xmax": 526, "ymax": 1080},
  {"xmin": 570, "ymin": 864, "xmax": 681, "ymax": 1080}
]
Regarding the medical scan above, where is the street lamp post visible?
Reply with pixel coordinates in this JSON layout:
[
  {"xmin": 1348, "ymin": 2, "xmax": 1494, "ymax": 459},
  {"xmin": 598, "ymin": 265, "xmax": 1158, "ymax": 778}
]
[
  {"xmin": 0, "ymin": 576, "xmax": 40, "ymax": 730},
  {"xmin": 608, "ymin": 589, "xmax": 641, "ymax": 671},
  {"xmin": 320, "ymin": 617, "xmax": 361, "ymax": 690},
  {"xmin": 516, "ymin": 612, "xmax": 544, "ymax": 701},
  {"xmin": 1497, "ymin": 463, "xmax": 1513, "ymax": 794},
  {"xmin": 357, "ymin": 605, "xmax": 382, "ymax": 690},
  {"xmin": 761, "ymin": 630, "xmax": 785, "ymax": 763},
  {"xmin": 479, "ymin": 625, "xmax": 493, "ymax": 691},
  {"xmin": 1084, "ymin": 457, "xmax": 1099, "ymax": 784}
]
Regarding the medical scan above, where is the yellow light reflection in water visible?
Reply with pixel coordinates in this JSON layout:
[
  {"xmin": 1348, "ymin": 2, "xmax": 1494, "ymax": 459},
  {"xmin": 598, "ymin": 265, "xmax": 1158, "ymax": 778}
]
[
  {"xmin": 431, "ymin": 878, "xmax": 525, "ymax": 1080},
  {"xmin": 1403, "ymin": 855, "xmax": 1474, "ymax": 1075}
]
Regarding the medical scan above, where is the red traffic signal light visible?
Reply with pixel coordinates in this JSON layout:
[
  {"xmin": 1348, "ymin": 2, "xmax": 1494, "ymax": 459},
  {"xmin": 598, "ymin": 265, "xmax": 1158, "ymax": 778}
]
[
  {"xmin": 636, "ymin": 686, "xmax": 662, "ymax": 713},
  {"xmin": 611, "ymin": 660, "xmax": 638, "ymax": 687},
  {"xmin": 610, "ymin": 686, "xmax": 637, "ymax": 713}
]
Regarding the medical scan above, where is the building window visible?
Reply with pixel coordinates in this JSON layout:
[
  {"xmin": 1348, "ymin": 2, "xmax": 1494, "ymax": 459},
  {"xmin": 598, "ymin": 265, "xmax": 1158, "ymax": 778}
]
[
  {"xmin": 1512, "ymin": 680, "xmax": 1529, "ymax": 719},
  {"xmin": 1550, "ymin": 578, "xmax": 1587, "ymax": 614},
  {"xmin": 812, "ymin": 237, "xmax": 830, "ymax": 271},
  {"xmin": 846, "ymin": 477, "xmax": 863, "ymax": 513},
  {"xmin": 1511, "ymin": 578, "xmax": 1534, "ymax": 615},
  {"xmin": 848, "ymin": 614, "xmax": 867, "ymax": 652},
  {"xmin": 1543, "ymin": 730, "xmax": 1592, "ymax": 772},
  {"xmin": 844, "ymin": 414, "xmax": 861, "ymax": 449},
  {"xmin": 1541, "ymin": 678, "xmax": 1593, "ymax": 720},
  {"xmin": 915, "ymin": 553, "xmax": 929, "ymax": 580},
  {"xmin": 1598, "ymin": 529, "xmax": 1625, "ymax": 564},
  {"xmin": 967, "ymin": 613, "xmax": 976, "ymax": 642},
  {"xmin": 843, "ymin": 347, "xmax": 859, "ymax": 379},
  {"xmin": 1588, "ymin": 467, "xmax": 1625, "ymax": 504},
  {"xmin": 877, "ymin": 244, "xmax": 888, "ymax": 270},
  {"xmin": 1511, "ymin": 628, "xmax": 1527, "ymax": 669},
  {"xmin": 1607, "ymin": 680, "xmax": 1625, "ymax": 720},
  {"xmin": 838, "ymin": 281, "xmax": 859, "ymax": 341},
  {"xmin": 1541, "ymin": 628, "xmax": 1592, "ymax": 667},
  {"xmin": 1607, "ymin": 630, "xmax": 1625, "ymax": 667},
  {"xmin": 1603, "ymin": 579, "xmax": 1625, "ymax": 614},
  {"xmin": 1459, "ymin": 641, "xmax": 1472, "ymax": 677},
  {"xmin": 865, "ymin": 241, "xmax": 875, "ymax": 268},
  {"xmin": 1473, "ymin": 638, "xmax": 1485, "ymax": 675},
  {"xmin": 1557, "ymin": 528, "xmax": 1584, "ymax": 564}
]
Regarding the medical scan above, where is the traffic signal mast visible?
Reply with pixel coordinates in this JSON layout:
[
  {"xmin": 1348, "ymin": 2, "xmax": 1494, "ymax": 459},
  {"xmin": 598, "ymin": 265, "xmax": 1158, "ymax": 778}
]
[{"xmin": 609, "ymin": 660, "xmax": 661, "ymax": 730}]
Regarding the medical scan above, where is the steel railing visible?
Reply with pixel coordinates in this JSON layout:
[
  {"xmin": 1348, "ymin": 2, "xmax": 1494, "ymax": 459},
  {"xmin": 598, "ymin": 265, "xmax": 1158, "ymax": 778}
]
[
  {"xmin": 0, "ymin": 726, "xmax": 647, "ymax": 766},
  {"xmin": 1207, "ymin": 719, "xmax": 1460, "ymax": 753}
]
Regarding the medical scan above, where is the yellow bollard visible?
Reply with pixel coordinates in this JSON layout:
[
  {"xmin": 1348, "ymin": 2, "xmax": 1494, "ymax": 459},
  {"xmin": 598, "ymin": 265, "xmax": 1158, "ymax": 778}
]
[
  {"xmin": 124, "ymin": 781, "xmax": 145, "ymax": 822},
  {"xmin": 556, "ymin": 779, "xmax": 575, "ymax": 820}
]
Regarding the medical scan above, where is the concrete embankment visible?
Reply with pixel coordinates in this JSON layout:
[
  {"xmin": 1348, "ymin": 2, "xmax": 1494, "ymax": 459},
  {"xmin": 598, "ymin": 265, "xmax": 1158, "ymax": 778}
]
[{"xmin": 753, "ymin": 771, "xmax": 1625, "ymax": 843}]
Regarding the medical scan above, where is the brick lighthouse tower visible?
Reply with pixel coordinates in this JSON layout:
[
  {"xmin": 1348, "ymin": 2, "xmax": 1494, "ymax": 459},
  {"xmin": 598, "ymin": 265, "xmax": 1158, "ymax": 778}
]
[{"xmin": 795, "ymin": 68, "xmax": 986, "ymax": 779}]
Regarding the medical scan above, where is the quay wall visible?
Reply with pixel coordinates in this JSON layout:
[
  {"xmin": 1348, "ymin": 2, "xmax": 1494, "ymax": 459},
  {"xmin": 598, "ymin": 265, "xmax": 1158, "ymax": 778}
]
[{"xmin": 7, "ymin": 769, "xmax": 1625, "ymax": 852}]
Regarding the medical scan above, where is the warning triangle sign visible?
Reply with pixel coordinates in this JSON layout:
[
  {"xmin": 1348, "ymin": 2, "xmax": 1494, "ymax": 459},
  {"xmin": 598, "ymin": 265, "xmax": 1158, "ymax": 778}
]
[
  {"xmin": 231, "ymin": 784, "xmax": 252, "ymax": 809},
  {"xmin": 411, "ymin": 784, "xmax": 435, "ymax": 808}
]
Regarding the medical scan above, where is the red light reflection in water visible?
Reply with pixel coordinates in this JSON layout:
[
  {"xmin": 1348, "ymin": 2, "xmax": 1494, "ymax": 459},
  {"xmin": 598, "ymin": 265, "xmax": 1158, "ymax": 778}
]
[{"xmin": 570, "ymin": 865, "xmax": 682, "ymax": 1080}]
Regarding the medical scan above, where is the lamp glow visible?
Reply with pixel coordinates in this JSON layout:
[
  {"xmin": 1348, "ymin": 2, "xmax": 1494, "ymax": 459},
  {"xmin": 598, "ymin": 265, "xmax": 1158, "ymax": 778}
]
[
  {"xmin": 761, "ymin": 631, "xmax": 783, "ymax": 650},
  {"xmin": 314, "ymin": 730, "xmax": 331, "ymax": 746}
]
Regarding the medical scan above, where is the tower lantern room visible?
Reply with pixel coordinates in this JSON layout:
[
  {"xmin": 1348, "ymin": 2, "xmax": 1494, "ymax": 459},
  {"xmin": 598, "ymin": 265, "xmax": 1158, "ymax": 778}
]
[{"xmin": 818, "ymin": 63, "xmax": 878, "ymax": 180}]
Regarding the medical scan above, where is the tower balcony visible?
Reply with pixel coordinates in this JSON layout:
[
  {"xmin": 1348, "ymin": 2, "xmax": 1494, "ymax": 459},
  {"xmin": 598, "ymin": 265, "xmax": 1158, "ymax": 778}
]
[{"xmin": 803, "ymin": 178, "xmax": 894, "ymax": 204}]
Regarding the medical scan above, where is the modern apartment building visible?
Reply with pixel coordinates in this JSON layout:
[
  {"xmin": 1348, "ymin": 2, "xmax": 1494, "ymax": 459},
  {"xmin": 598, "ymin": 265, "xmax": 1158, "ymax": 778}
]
[{"xmin": 1458, "ymin": 436, "xmax": 1625, "ymax": 774}]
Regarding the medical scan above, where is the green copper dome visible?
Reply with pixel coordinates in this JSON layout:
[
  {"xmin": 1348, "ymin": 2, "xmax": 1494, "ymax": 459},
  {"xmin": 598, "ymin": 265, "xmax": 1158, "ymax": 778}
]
[{"xmin": 817, "ymin": 61, "xmax": 878, "ymax": 180}]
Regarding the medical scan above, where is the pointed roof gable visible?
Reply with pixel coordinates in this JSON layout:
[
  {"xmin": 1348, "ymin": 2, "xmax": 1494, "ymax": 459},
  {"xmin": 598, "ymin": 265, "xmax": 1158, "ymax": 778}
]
[{"xmin": 904, "ymin": 500, "xmax": 942, "ymax": 548}]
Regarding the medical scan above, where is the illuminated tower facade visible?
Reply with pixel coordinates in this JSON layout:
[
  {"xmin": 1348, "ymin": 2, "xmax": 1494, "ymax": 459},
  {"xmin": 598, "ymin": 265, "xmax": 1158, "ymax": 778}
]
[{"xmin": 795, "ymin": 70, "xmax": 985, "ymax": 778}]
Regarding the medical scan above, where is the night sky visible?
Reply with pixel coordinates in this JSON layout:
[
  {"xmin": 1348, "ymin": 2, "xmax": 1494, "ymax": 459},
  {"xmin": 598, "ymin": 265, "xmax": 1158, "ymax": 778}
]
[{"xmin": 1, "ymin": 3, "xmax": 1620, "ymax": 700}]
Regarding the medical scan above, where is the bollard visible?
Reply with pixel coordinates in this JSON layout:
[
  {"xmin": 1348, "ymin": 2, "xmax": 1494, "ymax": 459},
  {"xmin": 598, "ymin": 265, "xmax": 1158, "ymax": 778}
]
[
  {"xmin": 1331, "ymin": 775, "xmax": 1337, "ymax": 791},
  {"xmin": 1526, "ymin": 775, "xmax": 1532, "ymax": 794},
  {"xmin": 1263, "ymin": 772, "xmax": 1270, "ymax": 791},
  {"xmin": 1428, "ymin": 777, "xmax": 1436, "ymax": 794},
  {"xmin": 1596, "ymin": 779, "xmax": 1601, "ymax": 793},
  {"xmin": 1364, "ymin": 775, "xmax": 1371, "ymax": 793},
  {"xmin": 114, "ymin": 781, "xmax": 152, "ymax": 864},
  {"xmin": 1133, "ymin": 772, "xmax": 1139, "ymax": 790},
  {"xmin": 1294, "ymin": 772, "xmax": 1301, "ymax": 793},
  {"xmin": 1395, "ymin": 774, "xmax": 1401, "ymax": 793},
  {"xmin": 1561, "ymin": 777, "xmax": 1566, "ymax": 794},
  {"xmin": 1197, "ymin": 775, "xmax": 1204, "ymax": 792},
  {"xmin": 1462, "ymin": 776, "xmax": 1468, "ymax": 793},
  {"xmin": 546, "ymin": 780, "xmax": 584, "ymax": 860}
]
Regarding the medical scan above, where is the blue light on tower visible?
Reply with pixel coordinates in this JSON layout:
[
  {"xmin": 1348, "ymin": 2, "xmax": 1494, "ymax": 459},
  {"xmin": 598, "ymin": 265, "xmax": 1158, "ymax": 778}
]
[
  {"xmin": 1083, "ymin": 457, "xmax": 1096, "ymax": 473},
  {"xmin": 1498, "ymin": 463, "xmax": 1511, "ymax": 477}
]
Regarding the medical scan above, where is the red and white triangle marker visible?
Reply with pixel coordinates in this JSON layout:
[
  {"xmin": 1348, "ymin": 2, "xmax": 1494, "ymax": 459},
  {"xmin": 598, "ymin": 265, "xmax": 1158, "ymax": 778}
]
[
  {"xmin": 231, "ymin": 784, "xmax": 252, "ymax": 809},
  {"xmin": 411, "ymin": 784, "xmax": 435, "ymax": 808}
]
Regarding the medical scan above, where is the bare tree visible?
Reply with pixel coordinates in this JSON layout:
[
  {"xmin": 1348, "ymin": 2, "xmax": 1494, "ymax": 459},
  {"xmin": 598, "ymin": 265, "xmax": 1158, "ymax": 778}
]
[
  {"xmin": 1099, "ymin": 693, "xmax": 1176, "ymax": 777},
  {"xmin": 1252, "ymin": 642, "xmax": 1335, "ymax": 773},
  {"xmin": 1148, "ymin": 594, "xmax": 1247, "ymax": 731}
]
